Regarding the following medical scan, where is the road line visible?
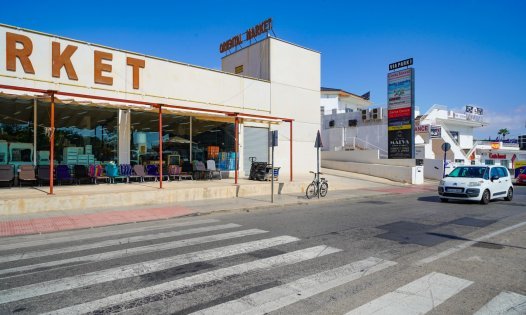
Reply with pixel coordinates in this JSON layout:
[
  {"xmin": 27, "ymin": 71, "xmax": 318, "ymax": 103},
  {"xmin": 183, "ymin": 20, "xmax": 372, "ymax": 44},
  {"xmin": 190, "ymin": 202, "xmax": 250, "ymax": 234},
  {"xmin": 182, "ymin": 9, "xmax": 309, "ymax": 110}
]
[
  {"xmin": 0, "ymin": 223, "xmax": 240, "ymax": 263},
  {"xmin": 0, "ymin": 218, "xmax": 220, "ymax": 251},
  {"xmin": 474, "ymin": 291, "xmax": 526, "ymax": 315},
  {"xmin": 190, "ymin": 257, "xmax": 397, "ymax": 315},
  {"xmin": 0, "ymin": 235, "xmax": 299, "ymax": 304},
  {"xmin": 344, "ymin": 272, "xmax": 473, "ymax": 315},
  {"xmin": 42, "ymin": 245, "xmax": 341, "ymax": 315},
  {"xmin": 0, "ymin": 229, "xmax": 268, "ymax": 277},
  {"xmin": 417, "ymin": 220, "xmax": 526, "ymax": 265}
]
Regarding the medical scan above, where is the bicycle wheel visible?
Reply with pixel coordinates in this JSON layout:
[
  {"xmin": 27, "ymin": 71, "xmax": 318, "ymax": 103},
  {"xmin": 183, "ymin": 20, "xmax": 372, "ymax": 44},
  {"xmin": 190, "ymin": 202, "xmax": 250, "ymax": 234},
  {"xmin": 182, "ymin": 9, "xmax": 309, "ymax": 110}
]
[
  {"xmin": 306, "ymin": 183, "xmax": 317, "ymax": 199},
  {"xmin": 319, "ymin": 182, "xmax": 328, "ymax": 197}
]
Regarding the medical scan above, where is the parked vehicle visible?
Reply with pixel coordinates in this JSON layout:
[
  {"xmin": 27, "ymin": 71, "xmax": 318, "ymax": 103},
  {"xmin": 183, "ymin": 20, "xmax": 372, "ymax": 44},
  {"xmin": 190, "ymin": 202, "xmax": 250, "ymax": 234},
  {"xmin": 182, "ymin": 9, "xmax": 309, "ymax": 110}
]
[
  {"xmin": 515, "ymin": 168, "xmax": 526, "ymax": 185},
  {"xmin": 438, "ymin": 166, "xmax": 513, "ymax": 204}
]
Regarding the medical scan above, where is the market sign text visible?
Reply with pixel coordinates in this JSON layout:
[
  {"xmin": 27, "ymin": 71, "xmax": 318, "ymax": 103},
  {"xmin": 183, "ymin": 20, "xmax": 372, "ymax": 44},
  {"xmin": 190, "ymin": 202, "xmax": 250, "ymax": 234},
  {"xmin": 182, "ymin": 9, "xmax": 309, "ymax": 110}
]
[
  {"xmin": 219, "ymin": 18, "xmax": 272, "ymax": 53},
  {"xmin": 5, "ymin": 32, "xmax": 146, "ymax": 89}
]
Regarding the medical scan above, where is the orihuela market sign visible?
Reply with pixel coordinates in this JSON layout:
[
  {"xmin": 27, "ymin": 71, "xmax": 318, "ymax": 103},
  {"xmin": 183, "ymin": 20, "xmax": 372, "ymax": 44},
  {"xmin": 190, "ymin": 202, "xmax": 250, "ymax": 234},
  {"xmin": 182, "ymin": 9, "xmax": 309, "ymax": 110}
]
[{"xmin": 219, "ymin": 18, "xmax": 273, "ymax": 53}]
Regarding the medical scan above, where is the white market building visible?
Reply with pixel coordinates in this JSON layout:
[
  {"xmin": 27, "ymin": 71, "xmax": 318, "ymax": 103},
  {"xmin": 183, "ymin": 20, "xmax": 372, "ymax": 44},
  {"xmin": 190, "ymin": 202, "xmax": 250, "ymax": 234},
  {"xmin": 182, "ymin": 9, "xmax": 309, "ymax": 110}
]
[{"xmin": 0, "ymin": 23, "xmax": 321, "ymax": 192}]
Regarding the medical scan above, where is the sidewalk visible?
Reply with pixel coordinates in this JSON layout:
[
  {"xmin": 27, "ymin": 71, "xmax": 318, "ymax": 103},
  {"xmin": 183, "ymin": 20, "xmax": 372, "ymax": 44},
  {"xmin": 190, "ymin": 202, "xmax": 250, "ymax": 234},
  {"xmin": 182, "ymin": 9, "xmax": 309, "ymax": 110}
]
[{"xmin": 0, "ymin": 171, "xmax": 438, "ymax": 237}]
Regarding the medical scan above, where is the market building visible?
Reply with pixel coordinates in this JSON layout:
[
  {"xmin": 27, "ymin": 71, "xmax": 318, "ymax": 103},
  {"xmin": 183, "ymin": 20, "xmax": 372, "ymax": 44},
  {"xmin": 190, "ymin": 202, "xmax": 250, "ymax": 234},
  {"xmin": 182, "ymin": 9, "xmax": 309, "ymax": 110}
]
[{"xmin": 0, "ymin": 22, "xmax": 320, "ymax": 193}]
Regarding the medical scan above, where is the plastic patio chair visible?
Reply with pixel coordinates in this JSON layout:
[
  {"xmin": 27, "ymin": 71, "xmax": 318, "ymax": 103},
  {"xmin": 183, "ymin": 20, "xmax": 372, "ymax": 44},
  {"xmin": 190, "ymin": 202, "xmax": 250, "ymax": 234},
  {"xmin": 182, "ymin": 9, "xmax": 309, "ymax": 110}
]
[
  {"xmin": 18, "ymin": 165, "xmax": 37, "ymax": 187},
  {"xmin": 56, "ymin": 165, "xmax": 75, "ymax": 185},
  {"xmin": 206, "ymin": 160, "xmax": 221, "ymax": 180},
  {"xmin": 0, "ymin": 165, "xmax": 14, "ymax": 187},
  {"xmin": 37, "ymin": 165, "xmax": 54, "ymax": 186},
  {"xmin": 73, "ymin": 165, "xmax": 91, "ymax": 184}
]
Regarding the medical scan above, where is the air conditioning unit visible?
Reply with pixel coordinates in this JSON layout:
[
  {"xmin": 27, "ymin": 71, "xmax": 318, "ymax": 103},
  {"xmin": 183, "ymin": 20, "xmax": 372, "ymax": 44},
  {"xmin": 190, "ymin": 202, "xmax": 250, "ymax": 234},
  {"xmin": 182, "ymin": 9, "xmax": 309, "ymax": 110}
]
[
  {"xmin": 361, "ymin": 109, "xmax": 368, "ymax": 121},
  {"xmin": 371, "ymin": 108, "xmax": 383, "ymax": 120}
]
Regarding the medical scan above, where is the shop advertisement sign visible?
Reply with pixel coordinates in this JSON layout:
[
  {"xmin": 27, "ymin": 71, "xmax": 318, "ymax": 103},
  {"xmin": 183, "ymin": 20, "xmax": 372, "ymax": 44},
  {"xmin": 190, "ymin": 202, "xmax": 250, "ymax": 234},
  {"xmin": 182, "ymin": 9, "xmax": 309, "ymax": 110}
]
[
  {"xmin": 430, "ymin": 125, "xmax": 441, "ymax": 138},
  {"xmin": 387, "ymin": 68, "xmax": 414, "ymax": 159},
  {"xmin": 415, "ymin": 124, "xmax": 429, "ymax": 134}
]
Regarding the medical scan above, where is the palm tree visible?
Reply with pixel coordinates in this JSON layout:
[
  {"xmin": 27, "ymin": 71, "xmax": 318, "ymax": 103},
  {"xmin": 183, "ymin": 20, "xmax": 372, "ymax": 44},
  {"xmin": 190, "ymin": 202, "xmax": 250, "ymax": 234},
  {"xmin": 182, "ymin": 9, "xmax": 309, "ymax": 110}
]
[{"xmin": 497, "ymin": 128, "xmax": 510, "ymax": 140}]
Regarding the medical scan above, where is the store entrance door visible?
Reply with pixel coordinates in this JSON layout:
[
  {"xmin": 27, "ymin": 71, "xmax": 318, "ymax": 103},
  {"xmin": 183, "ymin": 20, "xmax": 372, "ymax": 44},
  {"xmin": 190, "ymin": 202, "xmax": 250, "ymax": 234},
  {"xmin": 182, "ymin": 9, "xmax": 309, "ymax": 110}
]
[{"xmin": 243, "ymin": 126, "xmax": 269, "ymax": 176}]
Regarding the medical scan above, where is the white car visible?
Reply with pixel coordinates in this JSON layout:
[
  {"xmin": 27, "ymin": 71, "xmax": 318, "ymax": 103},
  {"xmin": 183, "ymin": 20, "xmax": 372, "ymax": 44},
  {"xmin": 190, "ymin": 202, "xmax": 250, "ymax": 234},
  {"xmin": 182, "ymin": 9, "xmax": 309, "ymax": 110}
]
[{"xmin": 438, "ymin": 165, "xmax": 514, "ymax": 204}]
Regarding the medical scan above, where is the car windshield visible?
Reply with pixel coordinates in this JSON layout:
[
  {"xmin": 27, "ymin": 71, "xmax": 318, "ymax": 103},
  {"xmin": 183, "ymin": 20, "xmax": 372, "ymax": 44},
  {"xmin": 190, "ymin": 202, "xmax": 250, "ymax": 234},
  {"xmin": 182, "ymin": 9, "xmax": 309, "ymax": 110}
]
[{"xmin": 447, "ymin": 166, "xmax": 487, "ymax": 178}]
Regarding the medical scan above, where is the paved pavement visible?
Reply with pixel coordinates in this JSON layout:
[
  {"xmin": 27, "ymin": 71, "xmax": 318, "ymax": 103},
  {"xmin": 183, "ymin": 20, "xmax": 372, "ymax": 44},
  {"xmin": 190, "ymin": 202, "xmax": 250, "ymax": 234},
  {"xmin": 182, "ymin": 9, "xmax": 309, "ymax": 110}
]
[{"xmin": 0, "ymin": 186, "xmax": 524, "ymax": 314}]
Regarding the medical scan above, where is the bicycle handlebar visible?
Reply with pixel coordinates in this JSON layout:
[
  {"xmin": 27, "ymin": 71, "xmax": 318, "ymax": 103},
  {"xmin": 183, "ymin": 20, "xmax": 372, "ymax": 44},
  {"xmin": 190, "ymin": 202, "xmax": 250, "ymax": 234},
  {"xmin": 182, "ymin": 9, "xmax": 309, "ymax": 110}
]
[{"xmin": 309, "ymin": 171, "xmax": 324, "ymax": 175}]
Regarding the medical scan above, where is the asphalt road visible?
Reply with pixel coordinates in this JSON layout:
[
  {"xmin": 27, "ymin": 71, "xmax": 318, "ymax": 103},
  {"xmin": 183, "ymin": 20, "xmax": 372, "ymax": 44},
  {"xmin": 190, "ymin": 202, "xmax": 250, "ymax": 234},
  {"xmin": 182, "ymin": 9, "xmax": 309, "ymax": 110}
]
[{"xmin": 0, "ymin": 186, "xmax": 525, "ymax": 314}]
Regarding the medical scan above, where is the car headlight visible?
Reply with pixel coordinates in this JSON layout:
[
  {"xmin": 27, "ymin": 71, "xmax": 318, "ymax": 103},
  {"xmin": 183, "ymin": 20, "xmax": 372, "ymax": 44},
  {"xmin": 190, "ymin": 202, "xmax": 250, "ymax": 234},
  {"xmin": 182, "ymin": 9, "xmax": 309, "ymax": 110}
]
[
  {"xmin": 439, "ymin": 180, "xmax": 445, "ymax": 186},
  {"xmin": 468, "ymin": 181, "xmax": 482, "ymax": 187}
]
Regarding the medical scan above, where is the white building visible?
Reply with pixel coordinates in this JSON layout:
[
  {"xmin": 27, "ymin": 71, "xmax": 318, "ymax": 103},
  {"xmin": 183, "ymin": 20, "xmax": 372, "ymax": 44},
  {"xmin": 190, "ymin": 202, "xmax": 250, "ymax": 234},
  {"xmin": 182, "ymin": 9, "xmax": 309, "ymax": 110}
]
[
  {"xmin": 321, "ymin": 104, "xmax": 487, "ymax": 164},
  {"xmin": 320, "ymin": 87, "xmax": 371, "ymax": 115},
  {"xmin": 0, "ymin": 23, "xmax": 320, "ymax": 188}
]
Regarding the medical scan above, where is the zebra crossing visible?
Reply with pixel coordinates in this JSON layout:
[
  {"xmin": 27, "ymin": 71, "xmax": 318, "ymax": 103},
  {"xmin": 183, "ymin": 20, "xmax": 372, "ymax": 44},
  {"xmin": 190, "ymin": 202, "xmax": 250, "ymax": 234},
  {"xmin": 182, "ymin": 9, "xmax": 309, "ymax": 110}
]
[{"xmin": 0, "ymin": 217, "xmax": 524, "ymax": 314}]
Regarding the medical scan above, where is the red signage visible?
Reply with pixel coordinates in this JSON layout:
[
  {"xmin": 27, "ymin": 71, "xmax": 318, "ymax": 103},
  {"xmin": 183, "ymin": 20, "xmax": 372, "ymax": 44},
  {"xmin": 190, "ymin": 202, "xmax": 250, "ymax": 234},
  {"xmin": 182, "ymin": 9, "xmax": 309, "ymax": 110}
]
[
  {"xmin": 219, "ymin": 18, "xmax": 272, "ymax": 53},
  {"xmin": 388, "ymin": 107, "xmax": 411, "ymax": 119},
  {"xmin": 489, "ymin": 153, "xmax": 506, "ymax": 159}
]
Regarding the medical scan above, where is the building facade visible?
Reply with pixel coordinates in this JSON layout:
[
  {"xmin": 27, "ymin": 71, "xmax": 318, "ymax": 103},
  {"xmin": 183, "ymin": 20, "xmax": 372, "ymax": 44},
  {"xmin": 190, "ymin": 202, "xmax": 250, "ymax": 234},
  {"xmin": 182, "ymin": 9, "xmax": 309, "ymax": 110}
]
[{"xmin": 0, "ymin": 24, "xmax": 320, "ymax": 187}]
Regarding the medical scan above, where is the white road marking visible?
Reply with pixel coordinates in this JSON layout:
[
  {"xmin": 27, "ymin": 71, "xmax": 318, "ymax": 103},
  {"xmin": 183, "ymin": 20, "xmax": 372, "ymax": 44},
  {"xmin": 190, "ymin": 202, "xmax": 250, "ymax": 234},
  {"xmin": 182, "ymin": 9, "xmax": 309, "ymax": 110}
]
[
  {"xmin": 43, "ymin": 245, "xmax": 341, "ymax": 315},
  {"xmin": 474, "ymin": 291, "xmax": 526, "ymax": 315},
  {"xmin": 0, "ymin": 223, "xmax": 240, "ymax": 263},
  {"xmin": 191, "ymin": 257, "xmax": 397, "ymax": 315},
  {"xmin": 0, "ymin": 235, "xmax": 299, "ymax": 304},
  {"xmin": 0, "ymin": 229, "xmax": 268, "ymax": 277},
  {"xmin": 344, "ymin": 272, "xmax": 473, "ymax": 315},
  {"xmin": 417, "ymin": 220, "xmax": 526, "ymax": 265},
  {"xmin": 0, "ymin": 218, "xmax": 220, "ymax": 251}
]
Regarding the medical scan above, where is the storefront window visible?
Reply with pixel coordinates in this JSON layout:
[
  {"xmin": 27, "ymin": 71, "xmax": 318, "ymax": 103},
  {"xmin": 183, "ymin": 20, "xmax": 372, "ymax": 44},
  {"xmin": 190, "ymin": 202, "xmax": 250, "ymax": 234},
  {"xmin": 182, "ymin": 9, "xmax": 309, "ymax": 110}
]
[
  {"xmin": 0, "ymin": 96, "xmax": 35, "ymax": 167},
  {"xmin": 484, "ymin": 159, "xmax": 494, "ymax": 165},
  {"xmin": 130, "ymin": 111, "xmax": 234, "ymax": 171},
  {"xmin": 130, "ymin": 111, "xmax": 190, "ymax": 168},
  {"xmin": 37, "ymin": 101, "xmax": 118, "ymax": 166}
]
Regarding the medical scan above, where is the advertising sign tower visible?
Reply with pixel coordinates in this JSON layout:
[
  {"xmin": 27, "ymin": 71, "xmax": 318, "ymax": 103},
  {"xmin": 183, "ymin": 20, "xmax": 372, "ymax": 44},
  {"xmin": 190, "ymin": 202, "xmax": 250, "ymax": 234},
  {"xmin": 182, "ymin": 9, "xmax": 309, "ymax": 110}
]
[{"xmin": 387, "ymin": 58, "xmax": 415, "ymax": 159}]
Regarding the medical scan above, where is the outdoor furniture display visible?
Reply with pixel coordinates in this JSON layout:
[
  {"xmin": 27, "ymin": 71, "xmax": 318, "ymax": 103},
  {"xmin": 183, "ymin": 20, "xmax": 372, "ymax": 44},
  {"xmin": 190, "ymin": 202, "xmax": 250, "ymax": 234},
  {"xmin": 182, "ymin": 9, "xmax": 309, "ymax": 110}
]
[
  {"xmin": 192, "ymin": 161, "xmax": 211, "ymax": 180},
  {"xmin": 0, "ymin": 165, "xmax": 15, "ymax": 187},
  {"xmin": 120, "ymin": 164, "xmax": 140, "ymax": 183},
  {"xmin": 89, "ymin": 164, "xmax": 109, "ymax": 184},
  {"xmin": 56, "ymin": 165, "xmax": 76, "ymax": 185},
  {"xmin": 206, "ymin": 160, "xmax": 222, "ymax": 180},
  {"xmin": 146, "ymin": 164, "xmax": 170, "ymax": 182},
  {"xmin": 73, "ymin": 165, "xmax": 91, "ymax": 184},
  {"xmin": 168, "ymin": 165, "xmax": 193, "ymax": 181},
  {"xmin": 37, "ymin": 165, "xmax": 54, "ymax": 186},
  {"xmin": 18, "ymin": 165, "xmax": 37, "ymax": 187},
  {"xmin": 105, "ymin": 163, "xmax": 128, "ymax": 184},
  {"xmin": 133, "ymin": 165, "xmax": 156, "ymax": 182}
]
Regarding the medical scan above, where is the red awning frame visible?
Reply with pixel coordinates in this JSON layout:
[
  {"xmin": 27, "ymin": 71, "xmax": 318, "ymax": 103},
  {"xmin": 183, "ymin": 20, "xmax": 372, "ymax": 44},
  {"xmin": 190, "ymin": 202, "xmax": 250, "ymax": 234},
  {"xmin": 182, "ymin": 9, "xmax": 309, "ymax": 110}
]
[{"xmin": 0, "ymin": 84, "xmax": 294, "ymax": 192}]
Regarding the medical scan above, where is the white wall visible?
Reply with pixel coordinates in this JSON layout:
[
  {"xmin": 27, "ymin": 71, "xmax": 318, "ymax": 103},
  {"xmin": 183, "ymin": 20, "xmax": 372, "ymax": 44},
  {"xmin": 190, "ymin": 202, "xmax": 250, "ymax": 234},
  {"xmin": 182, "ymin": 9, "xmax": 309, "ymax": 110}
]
[
  {"xmin": 0, "ymin": 26, "xmax": 272, "ymax": 115},
  {"xmin": 268, "ymin": 39, "xmax": 321, "ymax": 177}
]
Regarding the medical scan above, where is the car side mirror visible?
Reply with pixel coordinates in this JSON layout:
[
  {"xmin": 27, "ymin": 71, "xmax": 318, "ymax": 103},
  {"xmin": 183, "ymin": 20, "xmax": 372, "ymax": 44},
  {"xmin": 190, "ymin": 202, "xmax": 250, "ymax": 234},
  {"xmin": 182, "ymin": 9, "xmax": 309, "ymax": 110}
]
[
  {"xmin": 444, "ymin": 174, "xmax": 448, "ymax": 177},
  {"xmin": 491, "ymin": 175, "xmax": 499, "ymax": 181}
]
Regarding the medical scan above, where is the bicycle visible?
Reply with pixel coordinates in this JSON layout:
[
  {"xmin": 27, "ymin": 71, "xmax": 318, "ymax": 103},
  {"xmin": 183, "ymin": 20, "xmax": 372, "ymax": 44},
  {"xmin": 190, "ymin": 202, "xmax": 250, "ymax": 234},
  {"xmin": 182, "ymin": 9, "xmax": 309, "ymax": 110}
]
[{"xmin": 306, "ymin": 171, "xmax": 328, "ymax": 199}]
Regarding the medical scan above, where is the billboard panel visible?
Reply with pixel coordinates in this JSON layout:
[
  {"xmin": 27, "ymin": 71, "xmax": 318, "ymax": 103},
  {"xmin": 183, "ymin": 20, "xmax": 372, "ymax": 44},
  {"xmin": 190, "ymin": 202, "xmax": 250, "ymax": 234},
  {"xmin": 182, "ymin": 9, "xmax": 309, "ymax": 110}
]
[{"xmin": 387, "ymin": 68, "xmax": 414, "ymax": 159}]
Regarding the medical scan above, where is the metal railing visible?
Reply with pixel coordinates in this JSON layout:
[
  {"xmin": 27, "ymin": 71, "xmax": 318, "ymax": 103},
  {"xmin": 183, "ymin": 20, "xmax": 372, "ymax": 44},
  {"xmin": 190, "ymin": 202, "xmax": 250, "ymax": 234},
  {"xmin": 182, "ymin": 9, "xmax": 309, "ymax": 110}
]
[{"xmin": 343, "ymin": 136, "xmax": 388, "ymax": 158}]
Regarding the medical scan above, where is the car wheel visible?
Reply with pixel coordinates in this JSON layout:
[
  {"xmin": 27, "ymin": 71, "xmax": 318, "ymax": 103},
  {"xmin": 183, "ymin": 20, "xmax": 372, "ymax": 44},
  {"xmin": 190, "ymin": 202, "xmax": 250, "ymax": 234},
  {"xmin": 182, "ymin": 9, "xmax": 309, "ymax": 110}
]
[
  {"xmin": 440, "ymin": 198, "xmax": 448, "ymax": 203},
  {"xmin": 480, "ymin": 189, "xmax": 490, "ymax": 205},
  {"xmin": 504, "ymin": 187, "xmax": 513, "ymax": 201}
]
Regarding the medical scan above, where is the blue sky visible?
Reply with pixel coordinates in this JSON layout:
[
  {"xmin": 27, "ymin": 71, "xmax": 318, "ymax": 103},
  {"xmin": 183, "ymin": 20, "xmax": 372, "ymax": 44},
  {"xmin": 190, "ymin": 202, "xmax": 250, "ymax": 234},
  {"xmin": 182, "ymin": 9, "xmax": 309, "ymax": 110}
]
[{"xmin": 1, "ymin": 0, "xmax": 525, "ymax": 138}]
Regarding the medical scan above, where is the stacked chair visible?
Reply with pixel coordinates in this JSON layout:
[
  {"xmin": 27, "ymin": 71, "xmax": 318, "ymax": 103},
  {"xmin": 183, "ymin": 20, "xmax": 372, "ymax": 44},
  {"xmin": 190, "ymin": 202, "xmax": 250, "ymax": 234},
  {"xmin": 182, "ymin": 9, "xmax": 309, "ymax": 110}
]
[
  {"xmin": 0, "ymin": 165, "xmax": 14, "ymax": 187},
  {"xmin": 18, "ymin": 165, "xmax": 37, "ymax": 187},
  {"xmin": 56, "ymin": 165, "xmax": 75, "ymax": 185},
  {"xmin": 73, "ymin": 165, "xmax": 91, "ymax": 184}
]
